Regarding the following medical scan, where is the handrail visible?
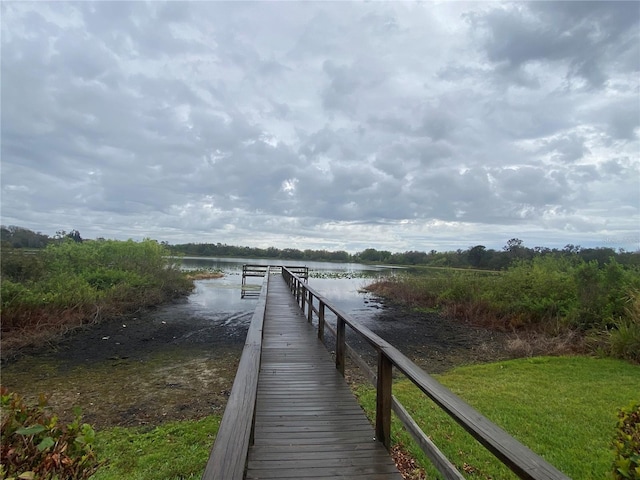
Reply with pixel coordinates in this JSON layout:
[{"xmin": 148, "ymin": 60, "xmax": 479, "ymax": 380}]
[
  {"xmin": 202, "ymin": 270, "xmax": 270, "ymax": 480},
  {"xmin": 241, "ymin": 265, "xmax": 307, "ymax": 299},
  {"xmin": 281, "ymin": 267, "xmax": 570, "ymax": 480}
]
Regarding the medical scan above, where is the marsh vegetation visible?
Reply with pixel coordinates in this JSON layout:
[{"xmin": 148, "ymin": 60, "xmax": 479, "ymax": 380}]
[
  {"xmin": 1, "ymin": 239, "xmax": 193, "ymax": 359},
  {"xmin": 367, "ymin": 256, "xmax": 640, "ymax": 363},
  {"xmin": 1, "ymin": 229, "xmax": 638, "ymax": 479}
]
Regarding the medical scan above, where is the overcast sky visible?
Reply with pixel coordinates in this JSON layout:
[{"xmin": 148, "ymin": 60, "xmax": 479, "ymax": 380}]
[{"xmin": 2, "ymin": 1, "xmax": 639, "ymax": 253}]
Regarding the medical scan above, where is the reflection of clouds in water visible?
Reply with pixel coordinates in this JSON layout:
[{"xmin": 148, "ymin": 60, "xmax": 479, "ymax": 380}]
[
  {"xmin": 188, "ymin": 279, "xmax": 255, "ymax": 312},
  {"xmin": 179, "ymin": 257, "xmax": 396, "ymax": 274},
  {"xmin": 176, "ymin": 257, "xmax": 393, "ymax": 329}
]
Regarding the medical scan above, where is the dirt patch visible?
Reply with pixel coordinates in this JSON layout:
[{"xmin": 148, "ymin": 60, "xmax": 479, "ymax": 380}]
[
  {"xmin": 1, "ymin": 347, "xmax": 239, "ymax": 429},
  {"xmin": 336, "ymin": 304, "xmax": 514, "ymax": 378},
  {"xmin": 1, "ymin": 302, "xmax": 248, "ymax": 429},
  {"xmin": 1, "ymin": 297, "xmax": 515, "ymax": 430}
]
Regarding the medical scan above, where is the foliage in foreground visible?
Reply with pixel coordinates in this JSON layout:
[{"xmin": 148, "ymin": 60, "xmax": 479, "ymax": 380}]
[
  {"xmin": 612, "ymin": 403, "xmax": 640, "ymax": 480},
  {"xmin": 606, "ymin": 290, "xmax": 640, "ymax": 364},
  {"xmin": 91, "ymin": 416, "xmax": 220, "ymax": 480},
  {"xmin": 354, "ymin": 356, "xmax": 640, "ymax": 479},
  {"xmin": 0, "ymin": 387, "xmax": 103, "ymax": 480},
  {"xmin": 0, "ymin": 239, "xmax": 193, "ymax": 353},
  {"xmin": 368, "ymin": 256, "xmax": 640, "ymax": 362}
]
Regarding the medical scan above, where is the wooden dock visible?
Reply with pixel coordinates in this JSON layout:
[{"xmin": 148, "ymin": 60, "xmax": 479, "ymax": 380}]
[
  {"xmin": 246, "ymin": 275, "xmax": 402, "ymax": 479},
  {"xmin": 203, "ymin": 267, "xmax": 570, "ymax": 480}
]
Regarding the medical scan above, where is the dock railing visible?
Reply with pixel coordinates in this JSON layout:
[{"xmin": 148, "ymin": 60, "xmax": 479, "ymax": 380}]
[
  {"xmin": 202, "ymin": 270, "xmax": 269, "ymax": 480},
  {"xmin": 282, "ymin": 267, "xmax": 570, "ymax": 480},
  {"xmin": 241, "ymin": 264, "xmax": 308, "ymax": 298}
]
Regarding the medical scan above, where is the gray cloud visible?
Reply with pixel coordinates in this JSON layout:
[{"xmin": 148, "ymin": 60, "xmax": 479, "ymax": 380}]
[{"xmin": 1, "ymin": 1, "xmax": 638, "ymax": 252}]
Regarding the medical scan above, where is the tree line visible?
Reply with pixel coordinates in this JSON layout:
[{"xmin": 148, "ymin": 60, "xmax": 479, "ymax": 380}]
[
  {"xmin": 165, "ymin": 238, "xmax": 640, "ymax": 269},
  {"xmin": 2, "ymin": 225, "xmax": 638, "ymax": 270}
]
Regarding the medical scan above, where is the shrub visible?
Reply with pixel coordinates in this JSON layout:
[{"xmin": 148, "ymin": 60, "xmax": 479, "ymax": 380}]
[
  {"xmin": 366, "ymin": 258, "xmax": 640, "ymax": 355},
  {"xmin": 0, "ymin": 239, "xmax": 193, "ymax": 352},
  {"xmin": 608, "ymin": 290, "xmax": 640, "ymax": 364},
  {"xmin": 0, "ymin": 386, "xmax": 104, "ymax": 479},
  {"xmin": 486, "ymin": 257, "xmax": 577, "ymax": 327},
  {"xmin": 0, "ymin": 250, "xmax": 45, "ymax": 283},
  {"xmin": 612, "ymin": 402, "xmax": 640, "ymax": 479}
]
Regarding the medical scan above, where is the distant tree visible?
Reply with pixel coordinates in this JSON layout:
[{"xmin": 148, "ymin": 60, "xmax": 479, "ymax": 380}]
[
  {"xmin": 468, "ymin": 245, "xmax": 487, "ymax": 268},
  {"xmin": 330, "ymin": 250, "xmax": 350, "ymax": 262},
  {"xmin": 0, "ymin": 225, "xmax": 52, "ymax": 248},
  {"xmin": 533, "ymin": 246, "xmax": 552, "ymax": 255},
  {"xmin": 503, "ymin": 238, "xmax": 532, "ymax": 263},
  {"xmin": 281, "ymin": 248, "xmax": 304, "ymax": 260},
  {"xmin": 67, "ymin": 230, "xmax": 83, "ymax": 243},
  {"xmin": 563, "ymin": 244, "xmax": 581, "ymax": 255},
  {"xmin": 357, "ymin": 248, "xmax": 387, "ymax": 262},
  {"xmin": 504, "ymin": 238, "xmax": 524, "ymax": 252},
  {"xmin": 578, "ymin": 247, "xmax": 616, "ymax": 267}
]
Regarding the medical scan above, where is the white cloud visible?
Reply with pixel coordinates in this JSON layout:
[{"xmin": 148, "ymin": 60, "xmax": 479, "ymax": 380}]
[{"xmin": 1, "ymin": 1, "xmax": 638, "ymax": 252}]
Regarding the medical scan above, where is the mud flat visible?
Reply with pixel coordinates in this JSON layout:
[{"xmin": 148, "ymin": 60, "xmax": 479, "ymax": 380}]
[{"xmin": 2, "ymin": 297, "xmax": 511, "ymax": 429}]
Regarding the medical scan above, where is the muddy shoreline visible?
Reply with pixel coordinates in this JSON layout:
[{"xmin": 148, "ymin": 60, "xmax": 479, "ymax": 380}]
[
  {"xmin": 360, "ymin": 304, "xmax": 512, "ymax": 373},
  {"xmin": 1, "ymin": 297, "xmax": 513, "ymax": 429}
]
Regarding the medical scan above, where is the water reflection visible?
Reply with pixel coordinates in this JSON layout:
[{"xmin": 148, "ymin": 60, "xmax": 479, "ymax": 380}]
[{"xmin": 178, "ymin": 256, "xmax": 398, "ymax": 326}]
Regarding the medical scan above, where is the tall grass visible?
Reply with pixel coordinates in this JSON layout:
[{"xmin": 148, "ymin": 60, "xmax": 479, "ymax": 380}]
[
  {"xmin": 608, "ymin": 290, "xmax": 640, "ymax": 363},
  {"xmin": 367, "ymin": 257, "xmax": 640, "ymax": 362},
  {"xmin": 0, "ymin": 239, "xmax": 193, "ymax": 356}
]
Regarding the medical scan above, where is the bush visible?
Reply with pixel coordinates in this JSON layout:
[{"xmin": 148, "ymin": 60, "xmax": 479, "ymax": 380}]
[
  {"xmin": 608, "ymin": 290, "xmax": 640, "ymax": 364},
  {"xmin": 0, "ymin": 386, "xmax": 104, "ymax": 479},
  {"xmin": 0, "ymin": 250, "xmax": 45, "ymax": 283},
  {"xmin": 486, "ymin": 257, "xmax": 577, "ymax": 327},
  {"xmin": 612, "ymin": 403, "xmax": 640, "ymax": 479},
  {"xmin": 367, "ymin": 257, "xmax": 640, "ymax": 355},
  {"xmin": 0, "ymin": 239, "xmax": 194, "ymax": 356}
]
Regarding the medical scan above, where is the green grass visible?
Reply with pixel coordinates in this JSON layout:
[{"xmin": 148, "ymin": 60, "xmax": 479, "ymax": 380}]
[
  {"xmin": 354, "ymin": 356, "xmax": 640, "ymax": 479},
  {"xmin": 92, "ymin": 415, "xmax": 220, "ymax": 480}
]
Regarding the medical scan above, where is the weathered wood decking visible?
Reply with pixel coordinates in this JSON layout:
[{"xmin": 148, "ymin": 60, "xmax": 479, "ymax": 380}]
[
  {"xmin": 245, "ymin": 275, "xmax": 402, "ymax": 480},
  {"xmin": 204, "ymin": 267, "xmax": 570, "ymax": 480}
]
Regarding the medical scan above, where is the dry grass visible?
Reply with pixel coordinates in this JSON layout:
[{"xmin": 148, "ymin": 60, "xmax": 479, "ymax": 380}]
[
  {"xmin": 505, "ymin": 330, "xmax": 587, "ymax": 358},
  {"xmin": 367, "ymin": 276, "xmax": 592, "ymax": 358},
  {"xmin": 0, "ymin": 307, "xmax": 98, "ymax": 361},
  {"xmin": 184, "ymin": 271, "xmax": 224, "ymax": 280}
]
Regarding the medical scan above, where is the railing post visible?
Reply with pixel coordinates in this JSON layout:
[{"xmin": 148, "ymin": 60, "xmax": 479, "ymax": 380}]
[
  {"xmin": 376, "ymin": 351, "xmax": 393, "ymax": 451},
  {"xmin": 336, "ymin": 316, "xmax": 345, "ymax": 376},
  {"xmin": 296, "ymin": 279, "xmax": 301, "ymax": 304},
  {"xmin": 318, "ymin": 302, "xmax": 325, "ymax": 341},
  {"xmin": 307, "ymin": 291, "xmax": 313, "ymax": 323},
  {"xmin": 301, "ymin": 283, "xmax": 306, "ymax": 311}
]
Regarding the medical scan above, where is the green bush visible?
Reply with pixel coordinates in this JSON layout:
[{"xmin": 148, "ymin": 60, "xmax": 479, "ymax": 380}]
[
  {"xmin": 612, "ymin": 403, "xmax": 640, "ymax": 479},
  {"xmin": 368, "ymin": 257, "xmax": 640, "ymax": 355},
  {"xmin": 0, "ymin": 386, "xmax": 104, "ymax": 479},
  {"xmin": 487, "ymin": 257, "xmax": 577, "ymax": 326},
  {"xmin": 0, "ymin": 239, "xmax": 193, "ymax": 354},
  {"xmin": 0, "ymin": 250, "xmax": 45, "ymax": 283},
  {"xmin": 608, "ymin": 290, "xmax": 640, "ymax": 364}
]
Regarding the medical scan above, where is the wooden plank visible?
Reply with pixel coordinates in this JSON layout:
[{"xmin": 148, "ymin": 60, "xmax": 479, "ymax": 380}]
[
  {"xmin": 281, "ymin": 267, "xmax": 570, "ymax": 480},
  {"xmin": 201, "ymin": 272, "xmax": 269, "ymax": 480},
  {"xmin": 249, "ymin": 443, "xmax": 384, "ymax": 454},
  {"xmin": 246, "ymin": 464, "xmax": 401, "ymax": 479},
  {"xmin": 246, "ymin": 275, "xmax": 402, "ymax": 480}
]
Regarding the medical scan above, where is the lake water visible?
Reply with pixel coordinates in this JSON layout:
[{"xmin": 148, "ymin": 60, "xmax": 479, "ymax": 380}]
[{"xmin": 176, "ymin": 257, "xmax": 399, "ymax": 330}]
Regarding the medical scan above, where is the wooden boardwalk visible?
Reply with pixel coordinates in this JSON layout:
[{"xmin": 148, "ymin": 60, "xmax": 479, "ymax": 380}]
[
  {"xmin": 245, "ymin": 275, "xmax": 402, "ymax": 480},
  {"xmin": 204, "ymin": 267, "xmax": 570, "ymax": 480}
]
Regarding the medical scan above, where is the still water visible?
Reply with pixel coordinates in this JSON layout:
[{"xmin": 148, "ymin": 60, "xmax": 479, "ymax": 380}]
[{"xmin": 176, "ymin": 257, "xmax": 398, "ymax": 329}]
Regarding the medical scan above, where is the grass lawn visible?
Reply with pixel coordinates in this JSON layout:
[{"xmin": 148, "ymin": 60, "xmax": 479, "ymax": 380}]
[
  {"xmin": 91, "ymin": 356, "xmax": 638, "ymax": 479},
  {"xmin": 92, "ymin": 415, "xmax": 220, "ymax": 480},
  {"xmin": 355, "ymin": 356, "xmax": 640, "ymax": 479}
]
